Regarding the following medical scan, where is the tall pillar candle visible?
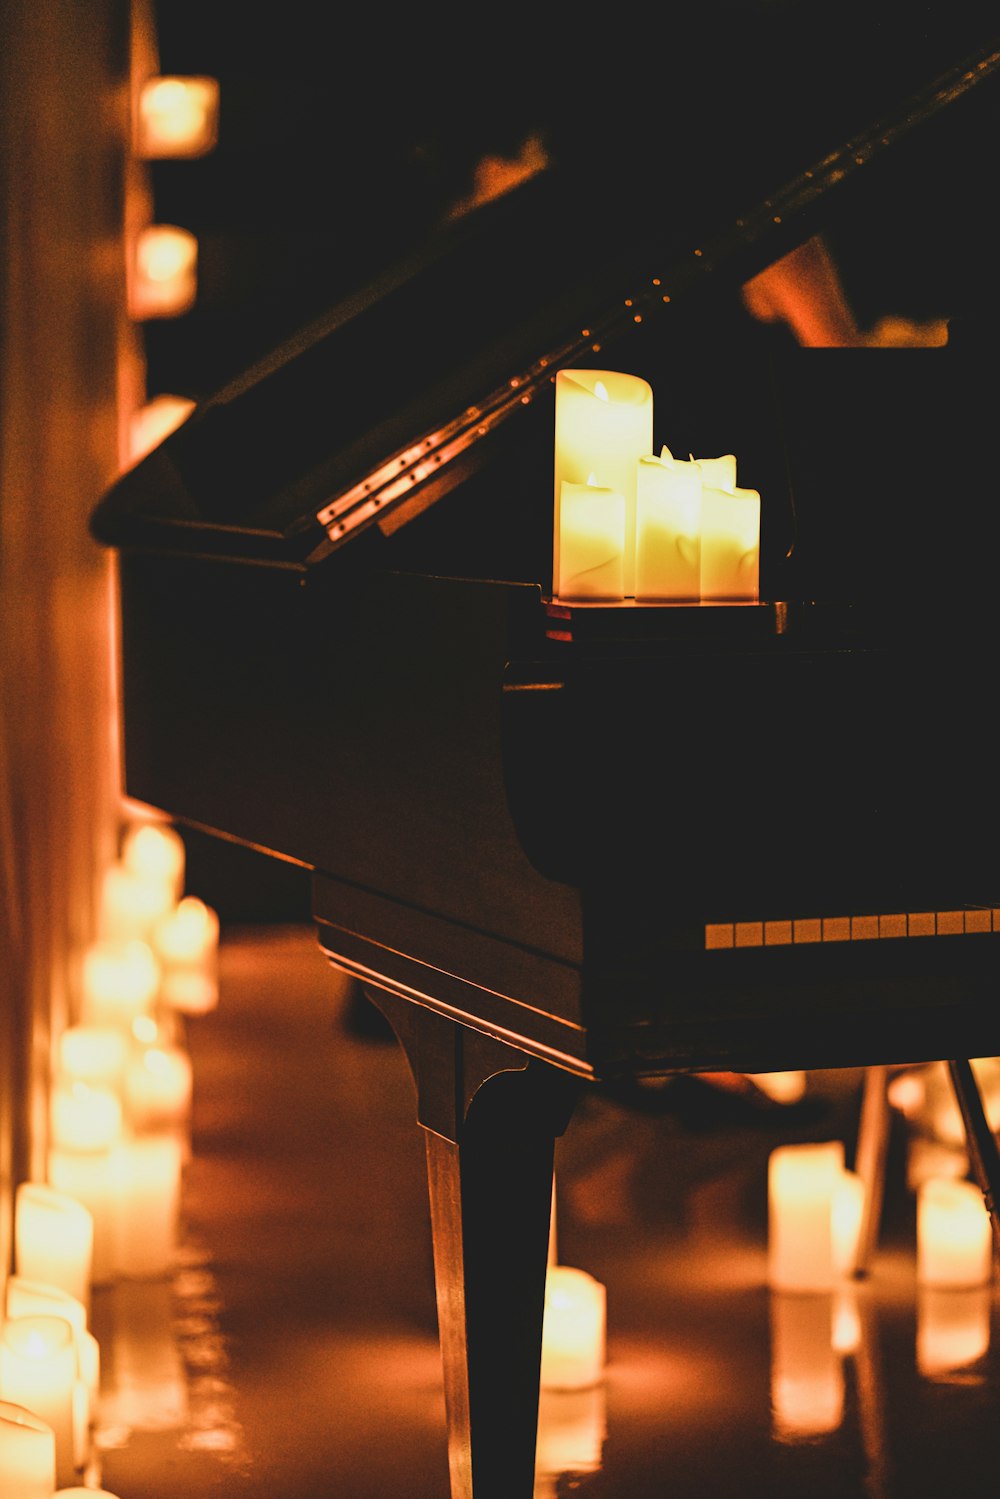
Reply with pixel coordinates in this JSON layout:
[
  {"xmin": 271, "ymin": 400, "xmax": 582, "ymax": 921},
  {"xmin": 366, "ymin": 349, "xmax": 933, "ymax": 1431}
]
[
  {"xmin": 112, "ymin": 1135, "xmax": 183, "ymax": 1279},
  {"xmin": 0, "ymin": 1316, "xmax": 78, "ymax": 1487},
  {"xmin": 540, "ymin": 1265, "xmax": 606, "ymax": 1390},
  {"xmin": 14, "ymin": 1184, "xmax": 93, "ymax": 1307},
  {"xmin": 0, "ymin": 1400, "xmax": 56, "ymax": 1499},
  {"xmin": 767, "ymin": 1141, "xmax": 845, "ymax": 1292},
  {"xmin": 634, "ymin": 448, "xmax": 702, "ymax": 600},
  {"xmin": 917, "ymin": 1176, "xmax": 993, "ymax": 1287},
  {"xmin": 48, "ymin": 1146, "xmax": 120, "ymax": 1286},
  {"xmin": 553, "ymin": 369, "xmax": 653, "ymax": 598},
  {"xmin": 699, "ymin": 484, "xmax": 761, "ymax": 601},
  {"xmin": 557, "ymin": 481, "xmax": 625, "ymax": 600}
]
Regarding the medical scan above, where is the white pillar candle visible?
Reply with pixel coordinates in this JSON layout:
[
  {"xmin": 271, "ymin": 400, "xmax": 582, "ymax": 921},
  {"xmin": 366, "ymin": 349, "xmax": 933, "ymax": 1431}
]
[
  {"xmin": 917, "ymin": 1177, "xmax": 993, "ymax": 1288},
  {"xmin": 553, "ymin": 369, "xmax": 653, "ymax": 598},
  {"xmin": 699, "ymin": 483, "xmax": 761, "ymax": 601},
  {"xmin": 767, "ymin": 1141, "xmax": 845, "ymax": 1292},
  {"xmin": 151, "ymin": 895, "xmax": 220, "ymax": 1015},
  {"xmin": 557, "ymin": 481, "xmax": 626, "ymax": 600},
  {"xmin": 121, "ymin": 821, "xmax": 186, "ymax": 902},
  {"xmin": 50, "ymin": 1081, "xmax": 123, "ymax": 1153},
  {"xmin": 123, "ymin": 1043, "xmax": 193, "ymax": 1133},
  {"xmin": 831, "ymin": 1168, "xmax": 865, "ymax": 1278},
  {"xmin": 47, "ymin": 1147, "xmax": 119, "ymax": 1287},
  {"xmin": 57, "ymin": 1025, "xmax": 129, "ymax": 1092},
  {"xmin": 14, "ymin": 1184, "xmax": 93, "ymax": 1307},
  {"xmin": 535, "ymin": 1384, "xmax": 606, "ymax": 1479},
  {"xmin": 0, "ymin": 1400, "xmax": 56, "ymax": 1499},
  {"xmin": 770, "ymin": 1291, "xmax": 844, "ymax": 1441},
  {"xmin": 112, "ymin": 1136, "xmax": 183, "ymax": 1280},
  {"xmin": 0, "ymin": 1317, "xmax": 78, "ymax": 1487},
  {"xmin": 80, "ymin": 939, "xmax": 160, "ymax": 1029},
  {"xmin": 540, "ymin": 1265, "xmax": 606, "ymax": 1391},
  {"xmin": 5, "ymin": 1278, "xmax": 99, "ymax": 1398},
  {"xmin": 695, "ymin": 452, "xmax": 738, "ymax": 492},
  {"xmin": 917, "ymin": 1285, "xmax": 991, "ymax": 1375},
  {"xmin": 634, "ymin": 448, "xmax": 701, "ymax": 601},
  {"xmin": 130, "ymin": 224, "xmax": 198, "ymax": 319},
  {"xmin": 136, "ymin": 75, "xmax": 220, "ymax": 159},
  {"xmin": 98, "ymin": 863, "xmax": 175, "ymax": 943}
]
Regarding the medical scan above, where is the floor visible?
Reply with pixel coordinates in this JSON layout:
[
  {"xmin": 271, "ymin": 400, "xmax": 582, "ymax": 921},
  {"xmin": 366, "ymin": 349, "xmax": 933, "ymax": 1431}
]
[{"xmin": 87, "ymin": 923, "xmax": 1000, "ymax": 1499}]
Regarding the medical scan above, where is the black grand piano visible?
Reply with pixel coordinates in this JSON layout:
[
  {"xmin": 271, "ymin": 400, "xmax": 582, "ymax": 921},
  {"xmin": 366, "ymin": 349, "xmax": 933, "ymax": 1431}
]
[{"xmin": 93, "ymin": 16, "xmax": 1000, "ymax": 1497}]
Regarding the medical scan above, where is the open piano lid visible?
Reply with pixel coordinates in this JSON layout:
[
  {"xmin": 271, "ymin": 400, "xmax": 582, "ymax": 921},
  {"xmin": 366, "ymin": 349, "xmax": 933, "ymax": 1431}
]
[{"xmin": 92, "ymin": 11, "xmax": 1000, "ymax": 615}]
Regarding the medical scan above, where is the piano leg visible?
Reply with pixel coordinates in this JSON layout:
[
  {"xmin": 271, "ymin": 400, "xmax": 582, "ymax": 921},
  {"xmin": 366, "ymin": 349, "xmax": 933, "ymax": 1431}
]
[{"xmin": 365, "ymin": 989, "xmax": 583, "ymax": 1499}]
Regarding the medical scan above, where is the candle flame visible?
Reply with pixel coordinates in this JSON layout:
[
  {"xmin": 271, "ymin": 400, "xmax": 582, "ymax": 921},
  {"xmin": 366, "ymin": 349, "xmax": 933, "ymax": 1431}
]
[{"xmin": 593, "ymin": 380, "xmax": 609, "ymax": 402}]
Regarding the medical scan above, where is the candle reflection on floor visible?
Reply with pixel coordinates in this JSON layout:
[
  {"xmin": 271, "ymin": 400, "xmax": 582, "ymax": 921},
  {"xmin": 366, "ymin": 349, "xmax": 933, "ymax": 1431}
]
[
  {"xmin": 916, "ymin": 1286, "xmax": 992, "ymax": 1379},
  {"xmin": 769, "ymin": 1291, "xmax": 845, "ymax": 1441}
]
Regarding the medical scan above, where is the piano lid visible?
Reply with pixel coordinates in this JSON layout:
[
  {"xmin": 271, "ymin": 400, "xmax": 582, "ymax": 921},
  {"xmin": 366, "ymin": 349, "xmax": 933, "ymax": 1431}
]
[{"xmin": 91, "ymin": 13, "xmax": 1000, "ymax": 580}]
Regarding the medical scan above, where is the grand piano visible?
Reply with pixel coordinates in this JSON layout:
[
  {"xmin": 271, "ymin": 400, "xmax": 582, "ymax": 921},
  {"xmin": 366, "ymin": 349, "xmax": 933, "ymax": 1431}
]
[{"xmin": 93, "ymin": 16, "xmax": 1000, "ymax": 1497}]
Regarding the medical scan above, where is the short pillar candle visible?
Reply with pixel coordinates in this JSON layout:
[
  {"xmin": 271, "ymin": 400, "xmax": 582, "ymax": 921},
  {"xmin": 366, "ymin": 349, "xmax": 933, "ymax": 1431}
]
[
  {"xmin": 634, "ymin": 448, "xmax": 702, "ymax": 601},
  {"xmin": 0, "ymin": 1400, "xmax": 56, "ymax": 1499},
  {"xmin": 14, "ymin": 1183, "xmax": 93, "ymax": 1307},
  {"xmin": 767, "ymin": 1141, "xmax": 845, "ymax": 1292},
  {"xmin": 917, "ymin": 1176, "xmax": 993, "ymax": 1288},
  {"xmin": 557, "ymin": 481, "xmax": 625, "ymax": 600},
  {"xmin": 540, "ymin": 1265, "xmax": 607, "ymax": 1391},
  {"xmin": 0, "ymin": 1316, "xmax": 78, "ymax": 1487},
  {"xmin": 699, "ymin": 483, "xmax": 761, "ymax": 601}
]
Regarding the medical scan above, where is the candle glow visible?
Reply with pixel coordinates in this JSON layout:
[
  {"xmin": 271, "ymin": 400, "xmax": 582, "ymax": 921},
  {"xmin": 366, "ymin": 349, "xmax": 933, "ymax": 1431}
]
[
  {"xmin": 137, "ymin": 75, "xmax": 219, "ymax": 158},
  {"xmin": 131, "ymin": 225, "xmax": 198, "ymax": 319},
  {"xmin": 634, "ymin": 447, "xmax": 701, "ymax": 600},
  {"xmin": 14, "ymin": 1183, "xmax": 93, "ymax": 1307},
  {"xmin": 917, "ymin": 1177, "xmax": 993, "ymax": 1288},
  {"xmin": 553, "ymin": 369, "xmax": 653, "ymax": 597},
  {"xmin": 0, "ymin": 1400, "xmax": 56, "ymax": 1499},
  {"xmin": 80, "ymin": 938, "xmax": 160, "ymax": 1029},
  {"xmin": 699, "ymin": 482, "xmax": 761, "ymax": 600},
  {"xmin": 767, "ymin": 1141, "xmax": 845, "ymax": 1292},
  {"xmin": 121, "ymin": 821, "xmax": 186, "ymax": 900},
  {"xmin": 540, "ymin": 1265, "xmax": 606, "ymax": 1391},
  {"xmin": 0, "ymin": 1316, "xmax": 78, "ymax": 1487},
  {"xmin": 557, "ymin": 480, "xmax": 626, "ymax": 600}
]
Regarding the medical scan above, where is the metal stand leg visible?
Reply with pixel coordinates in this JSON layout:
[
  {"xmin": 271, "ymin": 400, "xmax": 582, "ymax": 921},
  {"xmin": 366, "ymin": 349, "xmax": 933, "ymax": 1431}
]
[
  {"xmin": 946, "ymin": 1058, "xmax": 1000, "ymax": 1260},
  {"xmin": 853, "ymin": 1065, "xmax": 891, "ymax": 1276}
]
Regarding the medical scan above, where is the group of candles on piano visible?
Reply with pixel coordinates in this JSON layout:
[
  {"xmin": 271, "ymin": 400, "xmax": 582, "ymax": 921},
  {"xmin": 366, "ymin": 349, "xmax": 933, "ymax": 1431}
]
[
  {"xmin": 553, "ymin": 368, "xmax": 760, "ymax": 603},
  {"xmin": 0, "ymin": 819, "xmax": 220, "ymax": 1497}
]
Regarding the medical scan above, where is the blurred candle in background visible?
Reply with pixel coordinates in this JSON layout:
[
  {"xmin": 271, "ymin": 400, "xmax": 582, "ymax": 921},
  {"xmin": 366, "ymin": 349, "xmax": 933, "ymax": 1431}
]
[
  {"xmin": 47, "ymin": 1146, "xmax": 120, "ymax": 1288},
  {"xmin": 917, "ymin": 1177, "xmax": 993, "ymax": 1287},
  {"xmin": 123, "ymin": 1042, "xmax": 193, "ymax": 1135},
  {"xmin": 553, "ymin": 369, "xmax": 653, "ymax": 597},
  {"xmin": 152, "ymin": 894, "xmax": 220, "ymax": 1015},
  {"xmin": 540, "ymin": 1265, "xmax": 607, "ymax": 1391},
  {"xmin": 80, "ymin": 938, "xmax": 160, "ymax": 1029},
  {"xmin": 121, "ymin": 821, "xmax": 186, "ymax": 903},
  {"xmin": 0, "ymin": 1400, "xmax": 56, "ymax": 1499},
  {"xmin": 127, "ymin": 393, "xmax": 196, "ymax": 467},
  {"xmin": 831, "ymin": 1168, "xmax": 865, "ymax": 1278},
  {"xmin": 57, "ymin": 1024, "xmax": 129, "ymax": 1093},
  {"xmin": 136, "ymin": 75, "xmax": 220, "ymax": 158},
  {"xmin": 14, "ymin": 1184, "xmax": 93, "ymax": 1307},
  {"xmin": 50, "ymin": 1081, "xmax": 123, "ymax": 1154},
  {"xmin": 98, "ymin": 864, "xmax": 175, "ymax": 943},
  {"xmin": 0, "ymin": 1316, "xmax": 78, "ymax": 1487},
  {"xmin": 768, "ymin": 1141, "xmax": 845, "ymax": 1292},
  {"xmin": 634, "ymin": 448, "xmax": 701, "ymax": 601},
  {"xmin": 112, "ymin": 1135, "xmax": 183, "ymax": 1280},
  {"xmin": 130, "ymin": 224, "xmax": 198, "ymax": 320},
  {"xmin": 557, "ymin": 481, "xmax": 626, "ymax": 601}
]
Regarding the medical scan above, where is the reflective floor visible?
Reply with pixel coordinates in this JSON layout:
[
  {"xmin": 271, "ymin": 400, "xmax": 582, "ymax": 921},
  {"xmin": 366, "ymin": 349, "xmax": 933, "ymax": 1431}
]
[{"xmin": 88, "ymin": 924, "xmax": 1000, "ymax": 1499}]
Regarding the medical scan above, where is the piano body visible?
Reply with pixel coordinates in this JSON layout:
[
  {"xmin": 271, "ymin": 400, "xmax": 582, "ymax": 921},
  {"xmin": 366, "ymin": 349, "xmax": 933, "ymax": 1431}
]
[{"xmin": 93, "ymin": 21, "xmax": 1000, "ymax": 1498}]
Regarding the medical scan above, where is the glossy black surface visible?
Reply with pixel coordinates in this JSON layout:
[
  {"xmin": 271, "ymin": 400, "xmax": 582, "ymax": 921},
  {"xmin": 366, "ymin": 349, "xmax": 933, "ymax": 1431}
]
[{"xmin": 87, "ymin": 925, "xmax": 1000, "ymax": 1499}]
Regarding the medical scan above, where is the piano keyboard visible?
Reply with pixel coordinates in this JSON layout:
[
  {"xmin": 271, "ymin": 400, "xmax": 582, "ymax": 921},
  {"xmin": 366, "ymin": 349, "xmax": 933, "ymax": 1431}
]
[{"xmin": 705, "ymin": 907, "xmax": 1000, "ymax": 950}]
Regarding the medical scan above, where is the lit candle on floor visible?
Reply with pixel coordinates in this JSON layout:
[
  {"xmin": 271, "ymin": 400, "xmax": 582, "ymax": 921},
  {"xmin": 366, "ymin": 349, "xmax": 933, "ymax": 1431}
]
[
  {"xmin": 48, "ymin": 1146, "xmax": 120, "ymax": 1287},
  {"xmin": 553, "ymin": 369, "xmax": 653, "ymax": 598},
  {"xmin": 557, "ymin": 481, "xmax": 626, "ymax": 600},
  {"xmin": 0, "ymin": 1316, "xmax": 78, "ymax": 1487},
  {"xmin": 0, "ymin": 1400, "xmax": 56, "ymax": 1499},
  {"xmin": 80, "ymin": 938, "xmax": 160, "ymax": 1030},
  {"xmin": 917, "ymin": 1285, "xmax": 992, "ymax": 1375},
  {"xmin": 136, "ymin": 75, "xmax": 220, "ymax": 158},
  {"xmin": 99, "ymin": 862, "xmax": 176, "ymax": 943},
  {"xmin": 634, "ymin": 448, "xmax": 701, "ymax": 601},
  {"xmin": 130, "ymin": 224, "xmax": 198, "ymax": 319},
  {"xmin": 699, "ymin": 483, "xmax": 761, "ymax": 600},
  {"xmin": 540, "ymin": 1265, "xmax": 606, "ymax": 1391},
  {"xmin": 57, "ymin": 1025, "xmax": 129, "ymax": 1092},
  {"xmin": 152, "ymin": 895, "xmax": 220, "ymax": 1015},
  {"xmin": 917, "ymin": 1177, "xmax": 993, "ymax": 1287},
  {"xmin": 767, "ymin": 1140, "xmax": 845, "ymax": 1292},
  {"xmin": 770, "ymin": 1291, "xmax": 844, "ymax": 1440},
  {"xmin": 121, "ymin": 821, "xmax": 186, "ymax": 902},
  {"xmin": 14, "ymin": 1184, "xmax": 93, "ymax": 1307},
  {"xmin": 50, "ymin": 1081, "xmax": 123, "ymax": 1153}
]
